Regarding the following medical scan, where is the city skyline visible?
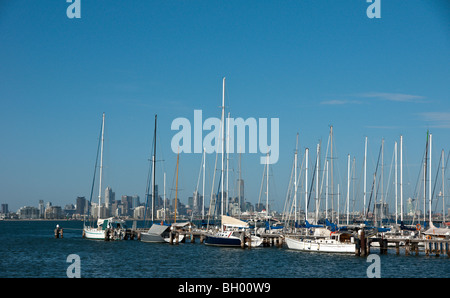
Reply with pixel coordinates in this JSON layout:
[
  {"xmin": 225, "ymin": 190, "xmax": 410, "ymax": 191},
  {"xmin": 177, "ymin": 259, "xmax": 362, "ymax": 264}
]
[{"xmin": 1, "ymin": 1, "xmax": 449, "ymax": 215}]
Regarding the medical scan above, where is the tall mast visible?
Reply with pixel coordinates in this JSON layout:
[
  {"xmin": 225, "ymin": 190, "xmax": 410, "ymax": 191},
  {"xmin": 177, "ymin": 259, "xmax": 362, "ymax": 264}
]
[
  {"xmin": 163, "ymin": 172, "xmax": 166, "ymax": 222},
  {"xmin": 395, "ymin": 141, "xmax": 398, "ymax": 224},
  {"xmin": 294, "ymin": 133, "xmax": 298, "ymax": 227},
  {"xmin": 316, "ymin": 143, "xmax": 320, "ymax": 223},
  {"xmin": 238, "ymin": 148, "xmax": 241, "ymax": 218},
  {"xmin": 400, "ymin": 135, "xmax": 403, "ymax": 222},
  {"xmin": 347, "ymin": 154, "xmax": 350, "ymax": 225},
  {"xmin": 226, "ymin": 111, "xmax": 230, "ymax": 214},
  {"xmin": 442, "ymin": 149, "xmax": 446, "ymax": 223},
  {"xmin": 364, "ymin": 136, "xmax": 367, "ymax": 220},
  {"xmin": 330, "ymin": 126, "xmax": 334, "ymax": 222},
  {"xmin": 152, "ymin": 114, "xmax": 157, "ymax": 222},
  {"xmin": 221, "ymin": 77, "xmax": 225, "ymax": 223},
  {"xmin": 326, "ymin": 160, "xmax": 329, "ymax": 220},
  {"xmin": 305, "ymin": 147, "xmax": 309, "ymax": 222},
  {"xmin": 202, "ymin": 147, "xmax": 206, "ymax": 220},
  {"xmin": 266, "ymin": 153, "xmax": 269, "ymax": 217},
  {"xmin": 175, "ymin": 150, "xmax": 179, "ymax": 223},
  {"xmin": 429, "ymin": 132, "xmax": 432, "ymax": 224},
  {"xmin": 98, "ymin": 112, "xmax": 105, "ymax": 219},
  {"xmin": 381, "ymin": 138, "xmax": 384, "ymax": 220}
]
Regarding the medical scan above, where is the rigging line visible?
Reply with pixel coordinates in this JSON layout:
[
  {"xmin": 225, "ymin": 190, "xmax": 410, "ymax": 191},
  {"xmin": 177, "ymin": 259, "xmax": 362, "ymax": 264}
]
[
  {"xmin": 85, "ymin": 121, "xmax": 103, "ymax": 225},
  {"xmin": 366, "ymin": 142, "xmax": 382, "ymax": 218}
]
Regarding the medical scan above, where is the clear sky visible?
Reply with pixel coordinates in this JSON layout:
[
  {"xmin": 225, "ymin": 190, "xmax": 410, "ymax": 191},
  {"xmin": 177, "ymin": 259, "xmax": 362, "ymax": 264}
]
[{"xmin": 1, "ymin": 0, "xmax": 449, "ymax": 214}]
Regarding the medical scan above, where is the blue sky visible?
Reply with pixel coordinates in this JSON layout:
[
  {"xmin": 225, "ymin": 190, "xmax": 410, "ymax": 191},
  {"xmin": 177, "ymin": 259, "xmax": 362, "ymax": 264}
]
[{"xmin": 1, "ymin": 0, "xmax": 449, "ymax": 214}]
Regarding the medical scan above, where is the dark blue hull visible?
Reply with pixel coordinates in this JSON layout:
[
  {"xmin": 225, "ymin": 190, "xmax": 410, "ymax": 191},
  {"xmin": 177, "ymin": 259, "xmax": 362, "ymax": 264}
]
[{"xmin": 204, "ymin": 235, "xmax": 242, "ymax": 247}]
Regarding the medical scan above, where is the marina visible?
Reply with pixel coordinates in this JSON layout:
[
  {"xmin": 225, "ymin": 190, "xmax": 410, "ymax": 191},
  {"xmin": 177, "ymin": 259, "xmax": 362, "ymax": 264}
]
[{"xmin": 1, "ymin": 219, "xmax": 449, "ymax": 279}]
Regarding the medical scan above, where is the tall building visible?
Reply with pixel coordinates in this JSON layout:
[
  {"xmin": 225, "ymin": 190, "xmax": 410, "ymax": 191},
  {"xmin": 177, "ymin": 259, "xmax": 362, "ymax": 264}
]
[
  {"xmin": 76, "ymin": 196, "xmax": 87, "ymax": 215},
  {"xmin": 105, "ymin": 187, "xmax": 115, "ymax": 208},
  {"xmin": 1, "ymin": 203, "xmax": 9, "ymax": 214},
  {"xmin": 132, "ymin": 195, "xmax": 140, "ymax": 209},
  {"xmin": 38, "ymin": 200, "xmax": 45, "ymax": 218}
]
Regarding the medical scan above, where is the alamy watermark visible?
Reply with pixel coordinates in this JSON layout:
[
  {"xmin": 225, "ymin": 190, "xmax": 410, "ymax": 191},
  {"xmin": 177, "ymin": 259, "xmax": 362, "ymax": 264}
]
[
  {"xmin": 171, "ymin": 110, "xmax": 279, "ymax": 165},
  {"xmin": 66, "ymin": 0, "xmax": 81, "ymax": 19},
  {"xmin": 65, "ymin": 1, "xmax": 380, "ymax": 20},
  {"xmin": 66, "ymin": 254, "xmax": 81, "ymax": 278}
]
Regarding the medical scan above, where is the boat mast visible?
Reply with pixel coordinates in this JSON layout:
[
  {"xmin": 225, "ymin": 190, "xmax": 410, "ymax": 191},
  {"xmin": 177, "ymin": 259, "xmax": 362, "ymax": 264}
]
[
  {"xmin": 326, "ymin": 160, "xmax": 329, "ymax": 220},
  {"xmin": 305, "ymin": 147, "xmax": 309, "ymax": 222},
  {"xmin": 152, "ymin": 114, "xmax": 157, "ymax": 222},
  {"xmin": 175, "ymin": 150, "xmax": 179, "ymax": 223},
  {"xmin": 226, "ymin": 111, "xmax": 230, "ymax": 214},
  {"xmin": 316, "ymin": 143, "xmax": 320, "ymax": 224},
  {"xmin": 202, "ymin": 147, "xmax": 206, "ymax": 220},
  {"xmin": 294, "ymin": 133, "xmax": 298, "ymax": 227},
  {"xmin": 442, "ymin": 149, "xmax": 445, "ymax": 223},
  {"xmin": 164, "ymin": 172, "xmax": 166, "ymax": 222},
  {"xmin": 395, "ymin": 141, "xmax": 398, "ymax": 224},
  {"xmin": 364, "ymin": 136, "xmax": 367, "ymax": 220},
  {"xmin": 221, "ymin": 77, "xmax": 225, "ymax": 228},
  {"xmin": 347, "ymin": 154, "xmax": 350, "ymax": 225},
  {"xmin": 266, "ymin": 152, "xmax": 270, "ymax": 218},
  {"xmin": 98, "ymin": 112, "xmax": 105, "ymax": 219},
  {"xmin": 400, "ymin": 135, "xmax": 403, "ymax": 223},
  {"xmin": 330, "ymin": 126, "xmax": 334, "ymax": 222},
  {"xmin": 429, "ymin": 132, "xmax": 432, "ymax": 224}
]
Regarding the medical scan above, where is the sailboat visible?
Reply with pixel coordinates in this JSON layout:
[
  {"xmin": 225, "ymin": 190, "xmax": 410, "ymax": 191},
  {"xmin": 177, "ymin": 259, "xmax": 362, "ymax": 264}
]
[
  {"xmin": 140, "ymin": 116, "xmax": 186, "ymax": 243},
  {"xmin": 203, "ymin": 77, "xmax": 262, "ymax": 247},
  {"xmin": 204, "ymin": 215, "xmax": 262, "ymax": 247},
  {"xmin": 284, "ymin": 127, "xmax": 356, "ymax": 253},
  {"xmin": 83, "ymin": 113, "xmax": 126, "ymax": 240}
]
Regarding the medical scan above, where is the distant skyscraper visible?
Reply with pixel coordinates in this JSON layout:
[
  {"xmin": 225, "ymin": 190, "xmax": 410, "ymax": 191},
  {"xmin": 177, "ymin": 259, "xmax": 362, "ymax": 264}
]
[
  {"xmin": 1, "ymin": 203, "xmax": 8, "ymax": 214},
  {"xmin": 105, "ymin": 187, "xmax": 114, "ymax": 208},
  {"xmin": 76, "ymin": 196, "xmax": 87, "ymax": 215},
  {"xmin": 38, "ymin": 200, "xmax": 44, "ymax": 218},
  {"xmin": 132, "ymin": 195, "xmax": 140, "ymax": 209}
]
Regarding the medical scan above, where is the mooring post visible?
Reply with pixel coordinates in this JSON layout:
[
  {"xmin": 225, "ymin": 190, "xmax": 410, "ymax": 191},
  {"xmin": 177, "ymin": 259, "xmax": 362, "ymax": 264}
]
[
  {"xmin": 405, "ymin": 241, "xmax": 410, "ymax": 256},
  {"xmin": 355, "ymin": 238, "xmax": 361, "ymax": 256}
]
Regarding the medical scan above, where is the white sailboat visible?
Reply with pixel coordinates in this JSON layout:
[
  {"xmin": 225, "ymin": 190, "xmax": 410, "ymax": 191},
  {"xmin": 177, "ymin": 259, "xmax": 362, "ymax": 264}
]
[
  {"xmin": 285, "ymin": 228, "xmax": 356, "ymax": 253},
  {"xmin": 83, "ymin": 113, "xmax": 127, "ymax": 240}
]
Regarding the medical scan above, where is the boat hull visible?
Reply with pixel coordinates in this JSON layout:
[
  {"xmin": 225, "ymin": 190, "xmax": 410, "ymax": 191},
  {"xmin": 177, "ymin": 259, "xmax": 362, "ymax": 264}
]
[
  {"xmin": 83, "ymin": 228, "xmax": 106, "ymax": 240},
  {"xmin": 204, "ymin": 235, "xmax": 242, "ymax": 247},
  {"xmin": 285, "ymin": 237, "xmax": 355, "ymax": 253}
]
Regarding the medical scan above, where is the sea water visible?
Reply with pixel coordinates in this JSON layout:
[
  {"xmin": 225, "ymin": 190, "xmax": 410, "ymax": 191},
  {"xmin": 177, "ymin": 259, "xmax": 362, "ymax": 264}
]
[{"xmin": 0, "ymin": 220, "xmax": 448, "ymax": 278}]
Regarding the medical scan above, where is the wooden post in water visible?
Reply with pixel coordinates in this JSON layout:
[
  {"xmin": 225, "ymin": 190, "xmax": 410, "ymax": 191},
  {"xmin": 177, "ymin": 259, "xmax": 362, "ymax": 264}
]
[
  {"xmin": 405, "ymin": 241, "xmax": 410, "ymax": 256},
  {"xmin": 355, "ymin": 238, "xmax": 361, "ymax": 256},
  {"xmin": 169, "ymin": 231, "xmax": 174, "ymax": 245}
]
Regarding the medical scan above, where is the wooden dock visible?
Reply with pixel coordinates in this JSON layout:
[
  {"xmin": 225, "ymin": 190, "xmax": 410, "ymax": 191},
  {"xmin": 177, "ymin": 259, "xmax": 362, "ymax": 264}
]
[{"xmin": 356, "ymin": 234, "xmax": 450, "ymax": 257}]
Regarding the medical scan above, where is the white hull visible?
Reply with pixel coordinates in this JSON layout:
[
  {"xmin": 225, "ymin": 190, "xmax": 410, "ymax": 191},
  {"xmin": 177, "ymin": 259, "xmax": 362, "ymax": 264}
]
[
  {"xmin": 83, "ymin": 227, "xmax": 106, "ymax": 240},
  {"xmin": 285, "ymin": 237, "xmax": 355, "ymax": 253}
]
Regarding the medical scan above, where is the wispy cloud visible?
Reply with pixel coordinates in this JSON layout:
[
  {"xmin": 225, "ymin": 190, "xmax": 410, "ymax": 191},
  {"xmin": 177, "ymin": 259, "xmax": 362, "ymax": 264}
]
[
  {"xmin": 320, "ymin": 99, "xmax": 362, "ymax": 105},
  {"xmin": 320, "ymin": 92, "xmax": 427, "ymax": 106},
  {"xmin": 357, "ymin": 92, "xmax": 427, "ymax": 103},
  {"xmin": 418, "ymin": 112, "xmax": 450, "ymax": 128}
]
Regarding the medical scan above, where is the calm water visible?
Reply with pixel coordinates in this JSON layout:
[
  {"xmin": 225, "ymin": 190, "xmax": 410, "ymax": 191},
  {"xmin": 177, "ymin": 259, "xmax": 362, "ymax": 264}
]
[{"xmin": 0, "ymin": 220, "xmax": 448, "ymax": 278}]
